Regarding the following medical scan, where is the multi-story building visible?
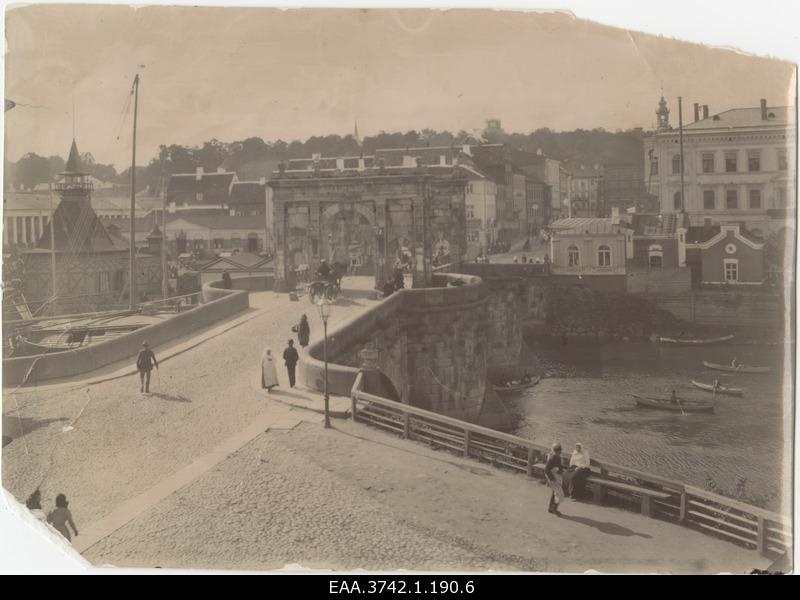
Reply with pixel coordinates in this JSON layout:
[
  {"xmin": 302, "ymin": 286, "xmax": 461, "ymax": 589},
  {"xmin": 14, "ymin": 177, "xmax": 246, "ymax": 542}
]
[
  {"xmin": 603, "ymin": 162, "xmax": 651, "ymax": 215},
  {"xmin": 566, "ymin": 164, "xmax": 603, "ymax": 217},
  {"xmin": 166, "ymin": 167, "xmax": 239, "ymax": 214},
  {"xmin": 644, "ymin": 97, "xmax": 796, "ymax": 238}
]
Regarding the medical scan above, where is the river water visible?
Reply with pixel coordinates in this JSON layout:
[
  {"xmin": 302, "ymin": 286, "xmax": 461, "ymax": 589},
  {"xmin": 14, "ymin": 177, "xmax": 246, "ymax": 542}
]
[{"xmin": 506, "ymin": 337, "xmax": 793, "ymax": 512}]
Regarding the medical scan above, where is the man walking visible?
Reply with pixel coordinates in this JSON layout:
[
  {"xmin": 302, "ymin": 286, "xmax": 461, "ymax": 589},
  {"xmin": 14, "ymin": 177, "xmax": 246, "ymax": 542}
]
[
  {"xmin": 283, "ymin": 339, "xmax": 300, "ymax": 388},
  {"xmin": 545, "ymin": 442, "xmax": 566, "ymax": 516},
  {"xmin": 136, "ymin": 341, "xmax": 158, "ymax": 394}
]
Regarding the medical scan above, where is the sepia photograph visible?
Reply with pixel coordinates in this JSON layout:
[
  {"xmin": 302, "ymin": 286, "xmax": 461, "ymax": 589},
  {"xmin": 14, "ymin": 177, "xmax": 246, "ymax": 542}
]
[{"xmin": 1, "ymin": 2, "xmax": 797, "ymax": 576}]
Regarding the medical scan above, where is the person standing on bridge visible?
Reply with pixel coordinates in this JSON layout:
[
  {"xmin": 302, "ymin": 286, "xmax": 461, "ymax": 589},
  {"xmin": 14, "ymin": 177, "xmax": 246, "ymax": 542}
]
[
  {"xmin": 261, "ymin": 348, "xmax": 279, "ymax": 392},
  {"xmin": 136, "ymin": 342, "xmax": 159, "ymax": 394},
  {"xmin": 545, "ymin": 443, "xmax": 566, "ymax": 516},
  {"xmin": 283, "ymin": 340, "xmax": 300, "ymax": 388},
  {"xmin": 296, "ymin": 314, "xmax": 310, "ymax": 348}
]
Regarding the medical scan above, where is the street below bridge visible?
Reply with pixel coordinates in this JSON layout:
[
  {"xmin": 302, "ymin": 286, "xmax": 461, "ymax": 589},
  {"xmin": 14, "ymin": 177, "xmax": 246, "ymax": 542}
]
[{"xmin": 2, "ymin": 278, "xmax": 770, "ymax": 573}]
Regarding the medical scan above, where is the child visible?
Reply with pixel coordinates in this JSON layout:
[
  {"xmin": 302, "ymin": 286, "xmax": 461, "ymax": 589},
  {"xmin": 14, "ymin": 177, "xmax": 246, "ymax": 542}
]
[{"xmin": 47, "ymin": 494, "xmax": 78, "ymax": 541}]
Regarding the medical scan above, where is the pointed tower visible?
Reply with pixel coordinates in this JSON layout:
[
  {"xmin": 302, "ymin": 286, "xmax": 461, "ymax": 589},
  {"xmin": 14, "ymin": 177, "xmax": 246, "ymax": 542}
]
[
  {"xmin": 36, "ymin": 139, "xmax": 118, "ymax": 252},
  {"xmin": 656, "ymin": 96, "xmax": 671, "ymax": 131}
]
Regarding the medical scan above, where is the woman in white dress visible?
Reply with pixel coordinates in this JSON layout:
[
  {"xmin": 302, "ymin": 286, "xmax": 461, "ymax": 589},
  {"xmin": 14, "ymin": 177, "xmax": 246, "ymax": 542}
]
[{"xmin": 261, "ymin": 348, "xmax": 279, "ymax": 391}]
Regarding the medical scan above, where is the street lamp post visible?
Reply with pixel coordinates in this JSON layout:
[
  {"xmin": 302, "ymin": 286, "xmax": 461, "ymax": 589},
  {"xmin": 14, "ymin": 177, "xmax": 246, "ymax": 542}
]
[{"xmin": 318, "ymin": 300, "xmax": 332, "ymax": 428}]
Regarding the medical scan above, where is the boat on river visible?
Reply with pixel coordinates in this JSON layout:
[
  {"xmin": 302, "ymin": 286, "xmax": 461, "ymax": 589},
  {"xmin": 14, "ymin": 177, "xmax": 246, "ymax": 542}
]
[
  {"xmin": 659, "ymin": 334, "xmax": 734, "ymax": 345},
  {"xmin": 691, "ymin": 380, "xmax": 744, "ymax": 397},
  {"xmin": 632, "ymin": 394, "xmax": 715, "ymax": 413},
  {"xmin": 702, "ymin": 361, "xmax": 771, "ymax": 374},
  {"xmin": 493, "ymin": 376, "xmax": 541, "ymax": 396}
]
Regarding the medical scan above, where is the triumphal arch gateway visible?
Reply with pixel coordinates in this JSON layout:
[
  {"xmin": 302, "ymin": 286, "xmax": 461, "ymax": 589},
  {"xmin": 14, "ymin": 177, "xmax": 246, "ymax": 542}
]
[{"xmin": 268, "ymin": 157, "xmax": 469, "ymax": 291}]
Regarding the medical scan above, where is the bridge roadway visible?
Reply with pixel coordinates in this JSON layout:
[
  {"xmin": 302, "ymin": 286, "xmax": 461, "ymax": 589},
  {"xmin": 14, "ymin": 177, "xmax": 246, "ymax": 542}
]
[{"xmin": 2, "ymin": 278, "xmax": 770, "ymax": 573}]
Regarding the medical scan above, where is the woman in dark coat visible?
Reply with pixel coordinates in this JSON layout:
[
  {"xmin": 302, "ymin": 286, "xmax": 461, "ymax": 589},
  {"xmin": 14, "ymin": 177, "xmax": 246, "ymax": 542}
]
[{"xmin": 297, "ymin": 314, "xmax": 310, "ymax": 348}]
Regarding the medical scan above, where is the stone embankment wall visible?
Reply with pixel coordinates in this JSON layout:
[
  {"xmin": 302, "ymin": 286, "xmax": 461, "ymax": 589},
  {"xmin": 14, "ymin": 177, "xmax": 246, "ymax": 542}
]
[
  {"xmin": 301, "ymin": 273, "xmax": 490, "ymax": 422},
  {"xmin": 653, "ymin": 290, "xmax": 785, "ymax": 334},
  {"xmin": 3, "ymin": 282, "xmax": 251, "ymax": 387},
  {"xmin": 547, "ymin": 284, "xmax": 677, "ymax": 339}
]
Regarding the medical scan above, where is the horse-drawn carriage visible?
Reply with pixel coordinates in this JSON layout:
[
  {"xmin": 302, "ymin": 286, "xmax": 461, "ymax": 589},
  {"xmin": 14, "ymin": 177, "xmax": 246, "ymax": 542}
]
[{"xmin": 307, "ymin": 262, "xmax": 344, "ymax": 304}]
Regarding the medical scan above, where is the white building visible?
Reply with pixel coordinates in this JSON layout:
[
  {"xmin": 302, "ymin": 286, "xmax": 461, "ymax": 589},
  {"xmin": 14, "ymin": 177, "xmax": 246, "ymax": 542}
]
[
  {"xmin": 644, "ymin": 97, "xmax": 796, "ymax": 239},
  {"xmin": 459, "ymin": 164, "xmax": 497, "ymax": 258}
]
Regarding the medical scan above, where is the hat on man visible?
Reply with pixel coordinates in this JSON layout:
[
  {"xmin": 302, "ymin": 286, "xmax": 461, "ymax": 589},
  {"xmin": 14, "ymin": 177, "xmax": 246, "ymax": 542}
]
[{"xmin": 142, "ymin": 341, "xmax": 149, "ymax": 347}]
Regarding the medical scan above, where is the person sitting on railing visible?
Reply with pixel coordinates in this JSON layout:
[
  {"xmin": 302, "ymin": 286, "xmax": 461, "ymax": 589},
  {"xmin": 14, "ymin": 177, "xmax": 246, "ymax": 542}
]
[
  {"xmin": 382, "ymin": 279, "xmax": 395, "ymax": 298},
  {"xmin": 566, "ymin": 442, "xmax": 591, "ymax": 500}
]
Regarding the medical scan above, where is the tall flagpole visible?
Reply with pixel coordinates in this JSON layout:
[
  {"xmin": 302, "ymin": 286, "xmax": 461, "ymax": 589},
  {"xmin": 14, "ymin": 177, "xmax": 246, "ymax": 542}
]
[
  {"xmin": 678, "ymin": 96, "xmax": 685, "ymax": 214},
  {"xmin": 49, "ymin": 185, "xmax": 57, "ymax": 299},
  {"xmin": 129, "ymin": 74, "xmax": 139, "ymax": 310}
]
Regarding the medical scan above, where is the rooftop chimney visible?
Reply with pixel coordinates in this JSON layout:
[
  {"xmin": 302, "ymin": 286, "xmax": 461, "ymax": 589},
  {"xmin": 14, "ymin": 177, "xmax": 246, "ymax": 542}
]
[
  {"xmin": 693, "ymin": 103, "xmax": 700, "ymax": 122},
  {"xmin": 702, "ymin": 105, "xmax": 709, "ymax": 119},
  {"xmin": 196, "ymin": 166, "xmax": 203, "ymax": 181},
  {"xmin": 259, "ymin": 177, "xmax": 266, "ymax": 185},
  {"xmin": 217, "ymin": 167, "xmax": 225, "ymax": 174},
  {"xmin": 761, "ymin": 99, "xmax": 768, "ymax": 120}
]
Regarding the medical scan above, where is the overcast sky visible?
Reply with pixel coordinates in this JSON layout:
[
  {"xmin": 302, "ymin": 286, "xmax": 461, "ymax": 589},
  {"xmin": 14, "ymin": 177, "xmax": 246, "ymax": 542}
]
[{"xmin": 4, "ymin": 6, "xmax": 796, "ymax": 169}]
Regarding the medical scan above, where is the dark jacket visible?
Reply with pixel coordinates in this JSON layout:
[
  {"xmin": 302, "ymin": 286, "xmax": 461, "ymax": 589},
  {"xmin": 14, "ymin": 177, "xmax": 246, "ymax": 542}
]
[
  {"xmin": 283, "ymin": 346, "xmax": 299, "ymax": 367},
  {"xmin": 136, "ymin": 348, "xmax": 158, "ymax": 372},
  {"xmin": 544, "ymin": 453, "xmax": 563, "ymax": 481},
  {"xmin": 297, "ymin": 319, "xmax": 310, "ymax": 347}
]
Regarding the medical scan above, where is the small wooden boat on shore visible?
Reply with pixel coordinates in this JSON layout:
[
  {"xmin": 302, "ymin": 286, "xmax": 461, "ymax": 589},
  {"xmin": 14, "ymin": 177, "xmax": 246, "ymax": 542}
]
[
  {"xmin": 494, "ymin": 376, "xmax": 541, "ymax": 396},
  {"xmin": 691, "ymin": 380, "xmax": 744, "ymax": 397},
  {"xmin": 659, "ymin": 334, "xmax": 734, "ymax": 345},
  {"xmin": 632, "ymin": 394, "xmax": 715, "ymax": 413},
  {"xmin": 702, "ymin": 361, "xmax": 770, "ymax": 374},
  {"xmin": 21, "ymin": 323, "xmax": 146, "ymax": 354}
]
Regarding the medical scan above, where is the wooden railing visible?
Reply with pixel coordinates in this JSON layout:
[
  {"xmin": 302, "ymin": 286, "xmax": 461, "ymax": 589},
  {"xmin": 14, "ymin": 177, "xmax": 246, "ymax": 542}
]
[{"xmin": 350, "ymin": 373, "xmax": 791, "ymax": 558}]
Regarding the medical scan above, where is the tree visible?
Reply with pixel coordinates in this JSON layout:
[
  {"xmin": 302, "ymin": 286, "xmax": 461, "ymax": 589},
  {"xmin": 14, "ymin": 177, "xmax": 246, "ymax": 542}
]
[{"xmin": 13, "ymin": 153, "xmax": 51, "ymax": 190}]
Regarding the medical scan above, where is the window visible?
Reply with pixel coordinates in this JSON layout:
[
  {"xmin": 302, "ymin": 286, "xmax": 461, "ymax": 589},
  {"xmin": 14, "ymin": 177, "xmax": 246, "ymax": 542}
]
[
  {"xmin": 702, "ymin": 153, "xmax": 714, "ymax": 173},
  {"xmin": 466, "ymin": 204, "xmax": 475, "ymax": 219},
  {"xmin": 650, "ymin": 158, "xmax": 658, "ymax": 176},
  {"xmin": 648, "ymin": 244, "xmax": 663, "ymax": 269},
  {"xmin": 673, "ymin": 191, "xmax": 682, "ymax": 210},
  {"xmin": 726, "ymin": 189, "xmax": 738, "ymax": 209},
  {"xmin": 568, "ymin": 245, "xmax": 580, "ymax": 267},
  {"xmin": 213, "ymin": 238, "xmax": 224, "ymax": 249},
  {"xmin": 467, "ymin": 230, "xmax": 480, "ymax": 243},
  {"xmin": 748, "ymin": 189, "xmax": 762, "ymax": 209},
  {"xmin": 724, "ymin": 259, "xmax": 739, "ymax": 283},
  {"xmin": 747, "ymin": 151, "xmax": 760, "ymax": 172},
  {"xmin": 774, "ymin": 188, "xmax": 787, "ymax": 209},
  {"xmin": 703, "ymin": 190, "xmax": 715, "ymax": 210},
  {"xmin": 725, "ymin": 152, "xmax": 738, "ymax": 173},
  {"xmin": 778, "ymin": 149, "xmax": 788, "ymax": 171},
  {"xmin": 598, "ymin": 245, "xmax": 611, "ymax": 267},
  {"xmin": 672, "ymin": 155, "xmax": 682, "ymax": 174}
]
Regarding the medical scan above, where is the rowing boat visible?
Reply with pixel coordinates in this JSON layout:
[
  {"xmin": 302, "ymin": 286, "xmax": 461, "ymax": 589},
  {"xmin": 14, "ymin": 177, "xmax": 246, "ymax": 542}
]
[
  {"xmin": 702, "ymin": 361, "xmax": 771, "ymax": 374},
  {"xmin": 691, "ymin": 380, "xmax": 744, "ymax": 397},
  {"xmin": 659, "ymin": 334, "xmax": 734, "ymax": 345},
  {"xmin": 493, "ymin": 376, "xmax": 541, "ymax": 396},
  {"xmin": 632, "ymin": 394, "xmax": 715, "ymax": 413}
]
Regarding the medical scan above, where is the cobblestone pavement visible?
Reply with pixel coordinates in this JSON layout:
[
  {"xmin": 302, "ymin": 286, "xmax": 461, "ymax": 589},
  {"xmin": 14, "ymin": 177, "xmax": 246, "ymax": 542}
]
[
  {"xmin": 83, "ymin": 421, "xmax": 764, "ymax": 573},
  {"xmin": 3, "ymin": 279, "xmax": 767, "ymax": 573},
  {"xmin": 2, "ymin": 281, "xmax": 379, "ymax": 534}
]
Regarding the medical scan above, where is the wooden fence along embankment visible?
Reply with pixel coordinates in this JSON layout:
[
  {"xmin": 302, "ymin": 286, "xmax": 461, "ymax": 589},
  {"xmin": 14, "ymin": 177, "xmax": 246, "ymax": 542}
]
[{"xmin": 350, "ymin": 372, "xmax": 791, "ymax": 558}]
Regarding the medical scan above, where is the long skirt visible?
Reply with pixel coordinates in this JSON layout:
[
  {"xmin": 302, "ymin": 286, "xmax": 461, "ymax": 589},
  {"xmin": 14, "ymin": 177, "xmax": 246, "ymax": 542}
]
[{"xmin": 261, "ymin": 354, "xmax": 279, "ymax": 388}]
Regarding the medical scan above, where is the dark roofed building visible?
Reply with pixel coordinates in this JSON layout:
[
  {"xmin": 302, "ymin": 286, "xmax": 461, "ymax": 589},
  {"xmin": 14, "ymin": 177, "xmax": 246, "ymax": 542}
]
[
  {"xmin": 167, "ymin": 167, "xmax": 238, "ymax": 209},
  {"xmin": 229, "ymin": 180, "xmax": 267, "ymax": 216},
  {"xmin": 21, "ymin": 139, "xmax": 163, "ymax": 314}
]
